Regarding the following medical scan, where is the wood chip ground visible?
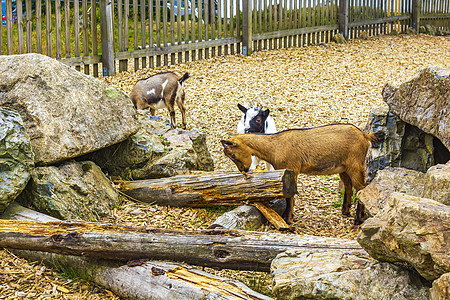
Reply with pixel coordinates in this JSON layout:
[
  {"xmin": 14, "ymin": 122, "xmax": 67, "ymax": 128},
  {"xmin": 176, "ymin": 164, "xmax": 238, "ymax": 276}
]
[{"xmin": 1, "ymin": 34, "xmax": 449, "ymax": 299}]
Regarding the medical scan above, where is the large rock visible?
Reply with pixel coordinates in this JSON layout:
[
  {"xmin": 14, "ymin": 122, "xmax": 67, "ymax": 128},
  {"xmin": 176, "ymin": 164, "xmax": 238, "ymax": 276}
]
[
  {"xmin": 357, "ymin": 167, "xmax": 426, "ymax": 217},
  {"xmin": 424, "ymin": 162, "xmax": 450, "ymax": 205},
  {"xmin": 364, "ymin": 106, "xmax": 446, "ymax": 176},
  {"xmin": 430, "ymin": 273, "xmax": 450, "ymax": 300},
  {"xmin": 358, "ymin": 163, "xmax": 450, "ymax": 217},
  {"xmin": 17, "ymin": 160, "xmax": 119, "ymax": 221},
  {"xmin": 84, "ymin": 112, "xmax": 214, "ymax": 180},
  {"xmin": 382, "ymin": 66, "xmax": 450, "ymax": 150},
  {"xmin": 0, "ymin": 53, "xmax": 139, "ymax": 165},
  {"xmin": 358, "ymin": 192, "xmax": 450, "ymax": 281},
  {"xmin": 271, "ymin": 249, "xmax": 430, "ymax": 300},
  {"xmin": 0, "ymin": 109, "xmax": 34, "ymax": 214}
]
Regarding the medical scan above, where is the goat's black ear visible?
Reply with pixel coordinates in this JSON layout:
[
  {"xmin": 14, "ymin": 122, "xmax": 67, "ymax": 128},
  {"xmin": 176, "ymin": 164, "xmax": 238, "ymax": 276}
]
[
  {"xmin": 238, "ymin": 104, "xmax": 247, "ymax": 114},
  {"xmin": 262, "ymin": 109, "xmax": 270, "ymax": 118},
  {"xmin": 221, "ymin": 140, "xmax": 235, "ymax": 148}
]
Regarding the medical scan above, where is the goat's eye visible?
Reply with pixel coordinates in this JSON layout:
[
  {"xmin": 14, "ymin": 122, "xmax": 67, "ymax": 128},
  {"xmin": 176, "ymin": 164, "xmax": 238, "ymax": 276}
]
[{"xmin": 255, "ymin": 118, "xmax": 262, "ymax": 124}]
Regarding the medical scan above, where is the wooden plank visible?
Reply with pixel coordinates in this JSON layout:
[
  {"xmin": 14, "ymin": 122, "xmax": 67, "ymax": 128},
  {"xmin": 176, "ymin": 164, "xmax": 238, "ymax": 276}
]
[
  {"xmin": 74, "ymin": 0, "xmax": 80, "ymax": 70},
  {"xmin": 242, "ymin": 0, "xmax": 252, "ymax": 55},
  {"xmin": 191, "ymin": 0, "xmax": 196, "ymax": 61},
  {"xmin": 198, "ymin": 0, "xmax": 203, "ymax": 59},
  {"xmin": 91, "ymin": 0, "xmax": 99, "ymax": 77},
  {"xmin": 118, "ymin": 0, "xmax": 125, "ymax": 72},
  {"xmin": 17, "ymin": 0, "xmax": 24, "ymax": 54},
  {"xmin": 211, "ymin": 0, "xmax": 217, "ymax": 57},
  {"xmin": 253, "ymin": 24, "xmax": 338, "ymax": 40},
  {"xmin": 59, "ymin": 54, "xmax": 102, "ymax": 66},
  {"xmin": 163, "ymin": 0, "xmax": 169, "ymax": 65},
  {"xmin": 124, "ymin": 0, "xmax": 130, "ymax": 70},
  {"xmin": 114, "ymin": 37, "xmax": 241, "ymax": 59},
  {"xmin": 229, "ymin": 0, "xmax": 234, "ymax": 54},
  {"xmin": 82, "ymin": 0, "xmax": 89, "ymax": 74},
  {"xmin": 252, "ymin": 202, "xmax": 291, "ymax": 231},
  {"xmin": 339, "ymin": 0, "xmax": 349, "ymax": 39},
  {"xmin": 224, "ymin": 0, "xmax": 228, "ymax": 55},
  {"xmin": 99, "ymin": 0, "xmax": 115, "ymax": 75},
  {"xmin": 46, "ymin": 0, "xmax": 52, "ymax": 57},
  {"xmin": 36, "ymin": 0, "xmax": 42, "ymax": 53},
  {"xmin": 148, "ymin": 0, "xmax": 154, "ymax": 68},
  {"xmin": 133, "ymin": 0, "xmax": 139, "ymax": 71},
  {"xmin": 156, "ymin": 0, "xmax": 162, "ymax": 66},
  {"xmin": 55, "ymin": 0, "xmax": 62, "ymax": 59},
  {"xmin": 64, "ymin": 0, "xmax": 71, "ymax": 58},
  {"xmin": 6, "ymin": 0, "xmax": 13, "ymax": 54},
  {"xmin": 140, "ymin": 0, "xmax": 147, "ymax": 68},
  {"xmin": 204, "ymin": 0, "xmax": 209, "ymax": 59},
  {"xmin": 236, "ymin": 0, "xmax": 240, "ymax": 53},
  {"xmin": 217, "ymin": 0, "xmax": 222, "ymax": 55},
  {"xmin": 349, "ymin": 14, "xmax": 410, "ymax": 27},
  {"xmin": 177, "ymin": 0, "xmax": 182, "ymax": 63},
  {"xmin": 26, "ymin": 0, "xmax": 32, "ymax": 53},
  {"xmin": 170, "ymin": 0, "xmax": 176, "ymax": 64}
]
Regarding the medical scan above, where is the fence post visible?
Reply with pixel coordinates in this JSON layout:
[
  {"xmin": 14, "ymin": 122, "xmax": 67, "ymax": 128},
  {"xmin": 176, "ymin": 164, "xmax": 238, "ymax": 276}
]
[
  {"xmin": 411, "ymin": 0, "xmax": 421, "ymax": 31},
  {"xmin": 339, "ymin": 0, "xmax": 349, "ymax": 39},
  {"xmin": 100, "ymin": 0, "xmax": 115, "ymax": 76},
  {"xmin": 242, "ymin": 0, "xmax": 252, "ymax": 56}
]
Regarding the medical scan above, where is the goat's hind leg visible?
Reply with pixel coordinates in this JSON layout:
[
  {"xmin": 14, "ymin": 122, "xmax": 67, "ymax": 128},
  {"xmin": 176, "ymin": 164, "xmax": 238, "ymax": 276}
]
[
  {"xmin": 350, "ymin": 169, "xmax": 367, "ymax": 225},
  {"xmin": 166, "ymin": 104, "xmax": 177, "ymax": 129},
  {"xmin": 176, "ymin": 95, "xmax": 187, "ymax": 129},
  {"xmin": 339, "ymin": 172, "xmax": 353, "ymax": 216}
]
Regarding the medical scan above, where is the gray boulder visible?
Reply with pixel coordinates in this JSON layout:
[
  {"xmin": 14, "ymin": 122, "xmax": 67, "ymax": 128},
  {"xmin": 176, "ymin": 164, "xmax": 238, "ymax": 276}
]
[
  {"xmin": 209, "ymin": 199, "xmax": 286, "ymax": 230},
  {"xmin": 0, "ymin": 109, "xmax": 34, "ymax": 214},
  {"xmin": 18, "ymin": 160, "xmax": 119, "ymax": 221},
  {"xmin": 0, "ymin": 53, "xmax": 139, "ymax": 165},
  {"xmin": 271, "ymin": 249, "xmax": 430, "ymax": 300},
  {"xmin": 430, "ymin": 273, "xmax": 450, "ymax": 300},
  {"xmin": 382, "ymin": 66, "xmax": 450, "ymax": 150},
  {"xmin": 364, "ymin": 105, "xmax": 446, "ymax": 176},
  {"xmin": 85, "ymin": 112, "xmax": 214, "ymax": 180},
  {"xmin": 358, "ymin": 192, "xmax": 450, "ymax": 281}
]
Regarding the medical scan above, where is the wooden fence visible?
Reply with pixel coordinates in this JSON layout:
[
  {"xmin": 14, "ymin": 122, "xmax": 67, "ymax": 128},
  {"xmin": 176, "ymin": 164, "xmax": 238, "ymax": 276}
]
[{"xmin": 1, "ymin": 0, "xmax": 449, "ymax": 76}]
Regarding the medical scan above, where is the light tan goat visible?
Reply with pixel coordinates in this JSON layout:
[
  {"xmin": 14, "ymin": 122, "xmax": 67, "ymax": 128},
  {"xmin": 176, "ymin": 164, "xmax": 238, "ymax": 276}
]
[
  {"xmin": 130, "ymin": 72, "xmax": 190, "ymax": 129},
  {"xmin": 221, "ymin": 124, "xmax": 385, "ymax": 225}
]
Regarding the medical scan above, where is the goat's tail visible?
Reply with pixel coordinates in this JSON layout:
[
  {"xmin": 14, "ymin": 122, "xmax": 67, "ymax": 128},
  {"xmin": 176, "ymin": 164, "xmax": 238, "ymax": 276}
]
[
  {"xmin": 178, "ymin": 72, "xmax": 190, "ymax": 85},
  {"xmin": 368, "ymin": 130, "xmax": 385, "ymax": 145}
]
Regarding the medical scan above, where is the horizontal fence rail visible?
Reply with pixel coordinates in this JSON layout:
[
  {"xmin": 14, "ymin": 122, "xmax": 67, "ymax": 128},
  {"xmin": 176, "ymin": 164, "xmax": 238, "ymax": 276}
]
[{"xmin": 0, "ymin": 0, "xmax": 449, "ymax": 76}]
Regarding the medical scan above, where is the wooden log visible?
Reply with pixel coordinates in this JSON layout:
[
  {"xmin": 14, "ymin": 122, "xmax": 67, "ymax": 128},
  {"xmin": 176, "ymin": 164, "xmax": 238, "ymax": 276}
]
[
  {"xmin": 252, "ymin": 202, "xmax": 291, "ymax": 231},
  {"xmin": 0, "ymin": 219, "xmax": 366, "ymax": 272},
  {"xmin": 117, "ymin": 170, "xmax": 297, "ymax": 207},
  {"xmin": 1, "ymin": 203, "xmax": 271, "ymax": 300}
]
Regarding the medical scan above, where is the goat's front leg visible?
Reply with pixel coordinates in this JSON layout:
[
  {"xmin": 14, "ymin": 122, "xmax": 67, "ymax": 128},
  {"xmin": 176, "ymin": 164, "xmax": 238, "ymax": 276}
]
[{"xmin": 167, "ymin": 105, "xmax": 177, "ymax": 129}]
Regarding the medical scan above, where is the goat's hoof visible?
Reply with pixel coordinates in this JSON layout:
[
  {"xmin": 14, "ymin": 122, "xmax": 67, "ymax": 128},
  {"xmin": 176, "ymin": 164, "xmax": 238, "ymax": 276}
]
[
  {"xmin": 353, "ymin": 219, "xmax": 363, "ymax": 226},
  {"xmin": 342, "ymin": 211, "xmax": 351, "ymax": 216}
]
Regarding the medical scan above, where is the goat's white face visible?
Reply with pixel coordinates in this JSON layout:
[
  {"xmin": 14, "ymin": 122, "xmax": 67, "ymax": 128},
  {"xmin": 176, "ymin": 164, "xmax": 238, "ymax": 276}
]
[
  {"xmin": 238, "ymin": 104, "xmax": 270, "ymax": 134},
  {"xmin": 221, "ymin": 139, "xmax": 253, "ymax": 174}
]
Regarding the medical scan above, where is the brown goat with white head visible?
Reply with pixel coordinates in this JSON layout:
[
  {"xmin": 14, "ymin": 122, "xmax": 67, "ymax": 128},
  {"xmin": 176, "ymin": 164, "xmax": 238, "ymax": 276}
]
[
  {"xmin": 130, "ymin": 71, "xmax": 190, "ymax": 129},
  {"xmin": 221, "ymin": 124, "xmax": 385, "ymax": 225}
]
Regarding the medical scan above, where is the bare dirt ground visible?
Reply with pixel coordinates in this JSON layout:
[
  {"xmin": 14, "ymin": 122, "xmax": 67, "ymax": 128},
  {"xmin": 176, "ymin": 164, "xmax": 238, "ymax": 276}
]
[{"xmin": 1, "ymin": 34, "xmax": 449, "ymax": 299}]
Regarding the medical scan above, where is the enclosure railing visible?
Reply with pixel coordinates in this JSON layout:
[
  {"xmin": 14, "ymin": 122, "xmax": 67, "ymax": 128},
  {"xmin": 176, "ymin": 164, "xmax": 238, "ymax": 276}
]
[{"xmin": 0, "ymin": 0, "xmax": 448, "ymax": 76}]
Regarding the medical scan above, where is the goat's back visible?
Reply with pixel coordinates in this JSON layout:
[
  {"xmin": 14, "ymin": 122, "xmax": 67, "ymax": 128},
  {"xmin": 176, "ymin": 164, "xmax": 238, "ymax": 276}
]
[{"xmin": 130, "ymin": 72, "xmax": 182, "ymax": 109}]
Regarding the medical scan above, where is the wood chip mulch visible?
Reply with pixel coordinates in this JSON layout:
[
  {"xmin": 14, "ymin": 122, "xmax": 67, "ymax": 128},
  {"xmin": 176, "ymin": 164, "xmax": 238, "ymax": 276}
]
[{"xmin": 1, "ymin": 34, "xmax": 449, "ymax": 299}]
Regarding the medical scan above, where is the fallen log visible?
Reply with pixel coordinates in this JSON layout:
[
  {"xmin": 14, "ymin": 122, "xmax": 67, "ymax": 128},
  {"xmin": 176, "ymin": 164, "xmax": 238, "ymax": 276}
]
[
  {"xmin": 15, "ymin": 251, "xmax": 272, "ymax": 300},
  {"xmin": 0, "ymin": 219, "xmax": 367, "ymax": 272},
  {"xmin": 1, "ymin": 202, "xmax": 272, "ymax": 300},
  {"xmin": 117, "ymin": 170, "xmax": 297, "ymax": 207}
]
